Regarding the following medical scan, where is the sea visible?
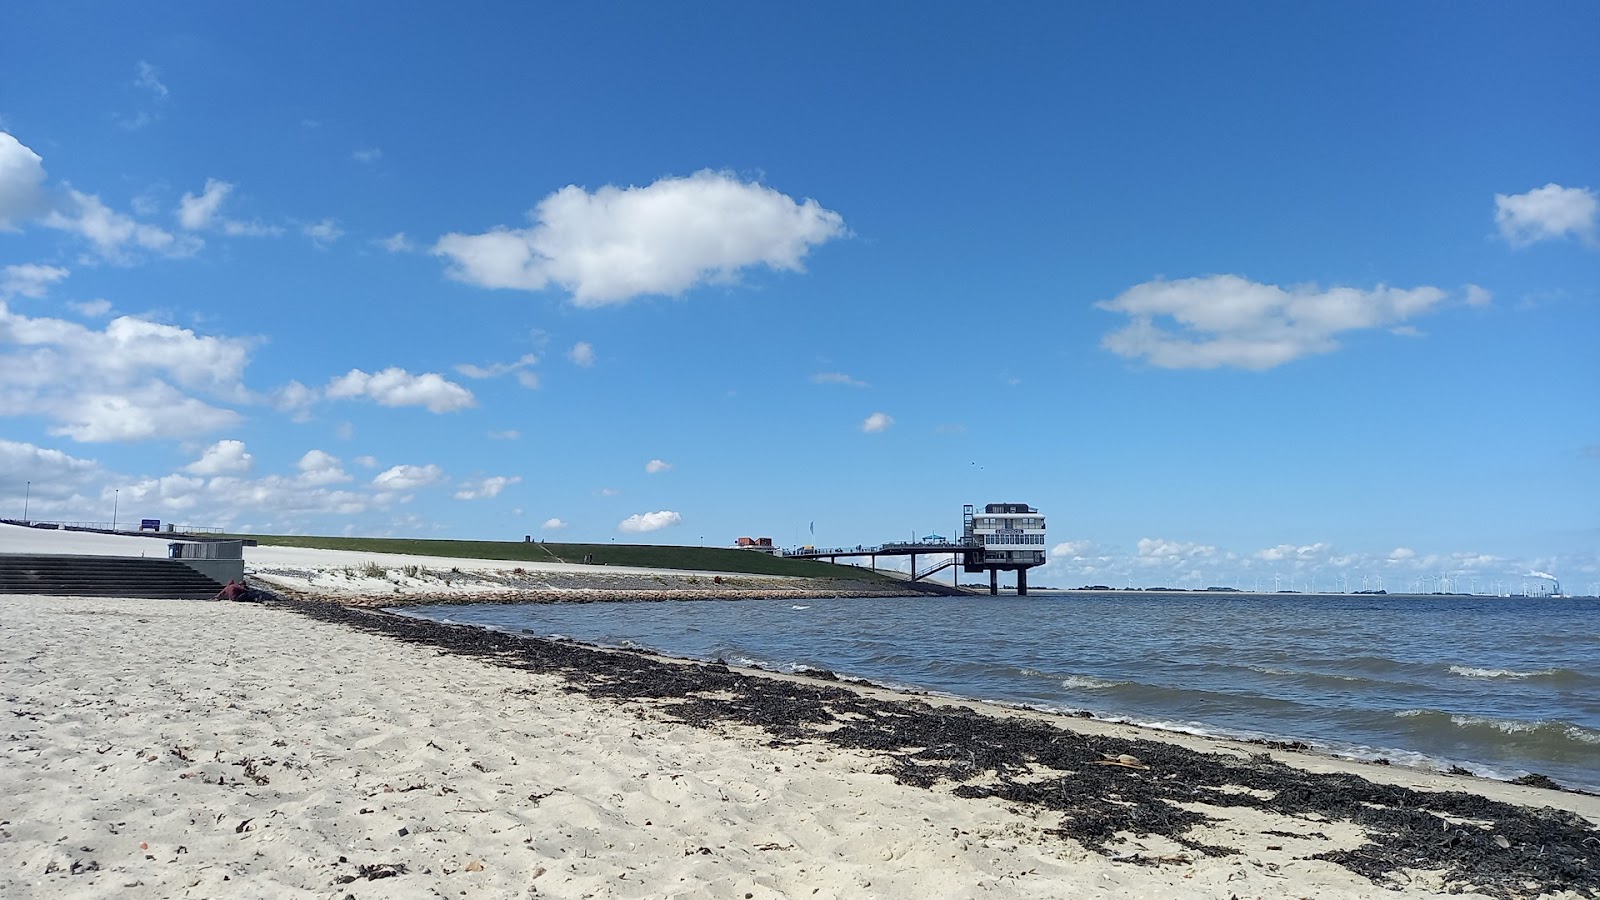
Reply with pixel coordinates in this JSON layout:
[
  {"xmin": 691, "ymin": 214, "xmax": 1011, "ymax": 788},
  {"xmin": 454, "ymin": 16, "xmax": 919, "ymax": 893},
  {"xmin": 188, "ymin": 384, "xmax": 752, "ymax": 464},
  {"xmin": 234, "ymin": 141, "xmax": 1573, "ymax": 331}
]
[{"xmin": 399, "ymin": 591, "xmax": 1600, "ymax": 792}]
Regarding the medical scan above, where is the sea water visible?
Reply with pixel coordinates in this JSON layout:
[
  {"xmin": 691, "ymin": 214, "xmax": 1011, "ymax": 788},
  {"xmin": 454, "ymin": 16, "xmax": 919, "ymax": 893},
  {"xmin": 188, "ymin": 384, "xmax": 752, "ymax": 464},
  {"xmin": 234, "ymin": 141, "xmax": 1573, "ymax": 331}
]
[{"xmin": 401, "ymin": 592, "xmax": 1600, "ymax": 791}]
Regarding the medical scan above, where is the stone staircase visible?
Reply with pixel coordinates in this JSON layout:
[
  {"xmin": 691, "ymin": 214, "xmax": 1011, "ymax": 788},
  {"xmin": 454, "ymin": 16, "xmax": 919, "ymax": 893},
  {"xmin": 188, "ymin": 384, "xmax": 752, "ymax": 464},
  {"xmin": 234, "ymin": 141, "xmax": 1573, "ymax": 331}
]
[{"xmin": 0, "ymin": 554, "xmax": 226, "ymax": 600}]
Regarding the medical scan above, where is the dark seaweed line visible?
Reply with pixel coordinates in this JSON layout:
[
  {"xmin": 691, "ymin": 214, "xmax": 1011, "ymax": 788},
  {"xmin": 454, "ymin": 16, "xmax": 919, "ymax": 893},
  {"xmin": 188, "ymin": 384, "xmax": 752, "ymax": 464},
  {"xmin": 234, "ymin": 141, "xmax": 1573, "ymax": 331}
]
[{"xmin": 280, "ymin": 601, "xmax": 1599, "ymax": 898}]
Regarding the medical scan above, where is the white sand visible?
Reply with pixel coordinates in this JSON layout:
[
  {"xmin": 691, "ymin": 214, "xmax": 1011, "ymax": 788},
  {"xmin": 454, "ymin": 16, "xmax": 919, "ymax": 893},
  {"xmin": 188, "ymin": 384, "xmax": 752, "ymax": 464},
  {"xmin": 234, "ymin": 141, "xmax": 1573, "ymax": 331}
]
[{"xmin": 6, "ymin": 595, "xmax": 1593, "ymax": 899}]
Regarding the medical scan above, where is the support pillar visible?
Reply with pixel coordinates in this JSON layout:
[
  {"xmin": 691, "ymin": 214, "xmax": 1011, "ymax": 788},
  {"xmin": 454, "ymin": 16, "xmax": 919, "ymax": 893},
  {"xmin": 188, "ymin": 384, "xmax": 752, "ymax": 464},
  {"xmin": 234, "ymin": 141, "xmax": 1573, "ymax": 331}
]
[
  {"xmin": 1018, "ymin": 568, "xmax": 1029, "ymax": 597},
  {"xmin": 910, "ymin": 553, "xmax": 917, "ymax": 582},
  {"xmin": 989, "ymin": 568, "xmax": 999, "ymax": 595},
  {"xmin": 871, "ymin": 555, "xmax": 876, "ymax": 572}
]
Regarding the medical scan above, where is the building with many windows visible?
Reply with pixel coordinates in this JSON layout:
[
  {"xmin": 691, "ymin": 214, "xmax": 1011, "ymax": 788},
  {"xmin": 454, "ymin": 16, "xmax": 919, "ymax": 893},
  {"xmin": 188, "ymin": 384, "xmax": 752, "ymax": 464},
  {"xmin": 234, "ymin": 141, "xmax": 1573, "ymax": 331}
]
[{"xmin": 962, "ymin": 502, "xmax": 1046, "ymax": 594}]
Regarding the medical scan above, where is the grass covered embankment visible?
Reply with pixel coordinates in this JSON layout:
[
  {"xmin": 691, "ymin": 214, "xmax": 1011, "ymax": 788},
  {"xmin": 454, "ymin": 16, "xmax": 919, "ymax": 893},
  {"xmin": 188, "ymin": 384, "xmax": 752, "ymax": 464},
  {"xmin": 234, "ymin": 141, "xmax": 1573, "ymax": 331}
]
[{"xmin": 227, "ymin": 534, "xmax": 889, "ymax": 580}]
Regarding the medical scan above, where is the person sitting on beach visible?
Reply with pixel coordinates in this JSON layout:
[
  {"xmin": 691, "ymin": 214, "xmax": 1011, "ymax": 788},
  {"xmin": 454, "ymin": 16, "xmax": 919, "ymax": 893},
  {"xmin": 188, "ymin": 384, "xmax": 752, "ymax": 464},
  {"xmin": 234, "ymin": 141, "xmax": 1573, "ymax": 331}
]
[{"xmin": 214, "ymin": 580, "xmax": 250, "ymax": 602}]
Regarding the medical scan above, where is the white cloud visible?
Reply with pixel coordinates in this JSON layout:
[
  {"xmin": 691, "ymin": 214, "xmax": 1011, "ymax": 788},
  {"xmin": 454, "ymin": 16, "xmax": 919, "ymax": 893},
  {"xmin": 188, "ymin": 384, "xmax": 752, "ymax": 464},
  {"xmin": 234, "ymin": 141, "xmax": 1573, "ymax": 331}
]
[
  {"xmin": 175, "ymin": 179, "xmax": 281, "ymax": 237},
  {"xmin": 0, "ymin": 305, "xmax": 252, "ymax": 441},
  {"xmin": 433, "ymin": 169, "xmax": 846, "ymax": 306},
  {"xmin": 375, "ymin": 232, "xmax": 414, "ymax": 253},
  {"xmin": 861, "ymin": 412, "xmax": 894, "ymax": 433},
  {"xmin": 541, "ymin": 517, "xmax": 568, "ymax": 531},
  {"xmin": 135, "ymin": 61, "xmax": 168, "ymax": 99},
  {"xmin": 177, "ymin": 179, "xmax": 230, "ymax": 230},
  {"xmin": 372, "ymin": 463, "xmax": 443, "ymax": 492},
  {"xmin": 1097, "ymin": 275, "xmax": 1450, "ymax": 370},
  {"xmin": 645, "ymin": 458, "xmax": 672, "ymax": 474},
  {"xmin": 302, "ymin": 218, "xmax": 344, "ymax": 247},
  {"xmin": 812, "ymin": 371, "xmax": 868, "ymax": 387},
  {"xmin": 353, "ymin": 455, "xmax": 378, "ymax": 468},
  {"xmin": 324, "ymin": 367, "xmax": 475, "ymax": 413},
  {"xmin": 43, "ymin": 189, "xmax": 201, "ymax": 261},
  {"xmin": 568, "ymin": 341, "xmax": 595, "ymax": 367},
  {"xmin": 1463, "ymin": 284, "xmax": 1492, "ymax": 308},
  {"xmin": 454, "ymin": 353, "xmax": 539, "ymax": 388},
  {"xmin": 0, "ymin": 132, "xmax": 48, "ymax": 229},
  {"xmin": 1, "ymin": 263, "xmax": 68, "ymax": 300},
  {"xmin": 352, "ymin": 147, "xmax": 382, "ymax": 164},
  {"xmin": 487, "ymin": 429, "xmax": 521, "ymax": 440},
  {"xmin": 1389, "ymin": 547, "xmax": 1416, "ymax": 560},
  {"xmin": 596, "ymin": 487, "xmax": 620, "ymax": 497},
  {"xmin": 454, "ymin": 475, "xmax": 521, "ymax": 500},
  {"xmin": 186, "ymin": 439, "xmax": 254, "ymax": 475},
  {"xmin": 618, "ymin": 510, "xmax": 682, "ymax": 533},
  {"xmin": 1494, "ymin": 183, "xmax": 1598, "ymax": 247},
  {"xmin": 1254, "ymin": 542, "xmax": 1330, "ymax": 563},
  {"xmin": 68, "ymin": 299, "xmax": 112, "ymax": 317},
  {"xmin": 45, "ymin": 388, "xmax": 240, "ymax": 442},
  {"xmin": 1139, "ymin": 538, "xmax": 1217, "ymax": 560},
  {"xmin": 297, "ymin": 449, "xmax": 351, "ymax": 485}
]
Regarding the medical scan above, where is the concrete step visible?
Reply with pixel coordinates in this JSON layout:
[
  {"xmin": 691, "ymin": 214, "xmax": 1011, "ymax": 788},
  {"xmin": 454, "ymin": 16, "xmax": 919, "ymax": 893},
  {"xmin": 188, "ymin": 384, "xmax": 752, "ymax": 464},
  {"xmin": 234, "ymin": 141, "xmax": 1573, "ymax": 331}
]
[{"xmin": 0, "ymin": 554, "xmax": 226, "ymax": 599}]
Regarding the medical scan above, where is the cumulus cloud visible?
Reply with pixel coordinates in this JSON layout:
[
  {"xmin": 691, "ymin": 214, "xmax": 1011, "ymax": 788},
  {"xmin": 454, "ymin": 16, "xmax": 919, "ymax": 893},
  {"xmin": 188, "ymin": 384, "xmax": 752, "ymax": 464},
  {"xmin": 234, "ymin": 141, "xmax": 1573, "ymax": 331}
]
[
  {"xmin": 541, "ymin": 517, "xmax": 568, "ymax": 531},
  {"xmin": 433, "ymin": 170, "xmax": 846, "ymax": 306},
  {"xmin": 568, "ymin": 341, "xmax": 595, "ymax": 367},
  {"xmin": 0, "ymin": 438, "xmax": 102, "ymax": 515},
  {"xmin": 372, "ymin": 463, "xmax": 443, "ymax": 492},
  {"xmin": 0, "ymin": 132, "xmax": 48, "ymax": 228},
  {"xmin": 1255, "ymin": 542, "xmax": 1331, "ymax": 562},
  {"xmin": 1463, "ymin": 284, "xmax": 1492, "ymax": 308},
  {"xmin": 1495, "ymin": 183, "xmax": 1598, "ymax": 247},
  {"xmin": 1, "ymin": 263, "xmax": 69, "ymax": 300},
  {"xmin": 324, "ymin": 368, "xmax": 475, "ymax": 413},
  {"xmin": 1139, "ymin": 538, "xmax": 1218, "ymax": 560},
  {"xmin": 454, "ymin": 475, "xmax": 521, "ymax": 500},
  {"xmin": 177, "ymin": 179, "xmax": 231, "ymax": 230},
  {"xmin": 185, "ymin": 439, "xmax": 254, "ymax": 475},
  {"xmin": 812, "ymin": 371, "xmax": 868, "ymax": 387},
  {"xmin": 645, "ymin": 459, "xmax": 672, "ymax": 474},
  {"xmin": 618, "ymin": 510, "xmax": 682, "ymax": 533},
  {"xmin": 1097, "ymin": 275, "xmax": 1450, "ymax": 370},
  {"xmin": 176, "ymin": 179, "xmax": 280, "ymax": 236},
  {"xmin": 861, "ymin": 412, "xmax": 894, "ymax": 433},
  {"xmin": 297, "ymin": 450, "xmax": 351, "ymax": 485},
  {"xmin": 0, "ymin": 304, "xmax": 251, "ymax": 441}
]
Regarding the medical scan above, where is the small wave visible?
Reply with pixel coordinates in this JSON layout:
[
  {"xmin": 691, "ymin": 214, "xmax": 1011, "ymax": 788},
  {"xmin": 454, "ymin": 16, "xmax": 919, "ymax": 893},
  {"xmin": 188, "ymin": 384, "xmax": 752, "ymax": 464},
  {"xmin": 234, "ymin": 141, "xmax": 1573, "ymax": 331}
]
[
  {"xmin": 1393, "ymin": 709, "xmax": 1600, "ymax": 750},
  {"xmin": 1449, "ymin": 665, "xmax": 1545, "ymax": 679},
  {"xmin": 1248, "ymin": 665, "xmax": 1365, "ymax": 682},
  {"xmin": 1061, "ymin": 675, "xmax": 1120, "ymax": 691},
  {"xmin": 791, "ymin": 605, "xmax": 811, "ymax": 610}
]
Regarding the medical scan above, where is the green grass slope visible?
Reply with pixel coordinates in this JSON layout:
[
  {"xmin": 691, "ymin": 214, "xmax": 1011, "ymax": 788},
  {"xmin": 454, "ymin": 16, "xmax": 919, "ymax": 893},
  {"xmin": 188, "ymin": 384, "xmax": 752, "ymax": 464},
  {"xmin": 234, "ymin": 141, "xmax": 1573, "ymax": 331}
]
[{"xmin": 231, "ymin": 534, "xmax": 889, "ymax": 579}]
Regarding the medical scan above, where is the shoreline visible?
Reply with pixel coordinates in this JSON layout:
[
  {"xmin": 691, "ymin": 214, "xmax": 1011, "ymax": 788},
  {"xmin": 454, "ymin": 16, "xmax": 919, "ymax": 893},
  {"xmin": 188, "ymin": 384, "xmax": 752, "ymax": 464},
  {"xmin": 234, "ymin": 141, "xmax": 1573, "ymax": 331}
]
[{"xmin": 5, "ymin": 593, "xmax": 1598, "ymax": 899}]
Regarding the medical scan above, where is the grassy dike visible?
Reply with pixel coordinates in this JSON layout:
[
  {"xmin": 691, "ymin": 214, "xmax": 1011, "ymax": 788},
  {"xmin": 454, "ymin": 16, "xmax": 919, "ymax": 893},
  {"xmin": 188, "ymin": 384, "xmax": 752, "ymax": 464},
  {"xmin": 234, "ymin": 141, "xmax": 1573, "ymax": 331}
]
[{"xmin": 227, "ymin": 533, "xmax": 891, "ymax": 580}]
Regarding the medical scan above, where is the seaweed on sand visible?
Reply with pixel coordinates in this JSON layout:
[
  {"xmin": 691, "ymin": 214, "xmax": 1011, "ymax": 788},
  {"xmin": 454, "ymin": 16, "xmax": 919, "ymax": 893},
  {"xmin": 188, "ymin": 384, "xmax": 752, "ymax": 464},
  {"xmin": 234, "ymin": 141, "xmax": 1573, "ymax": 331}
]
[{"xmin": 281, "ymin": 601, "xmax": 1599, "ymax": 898}]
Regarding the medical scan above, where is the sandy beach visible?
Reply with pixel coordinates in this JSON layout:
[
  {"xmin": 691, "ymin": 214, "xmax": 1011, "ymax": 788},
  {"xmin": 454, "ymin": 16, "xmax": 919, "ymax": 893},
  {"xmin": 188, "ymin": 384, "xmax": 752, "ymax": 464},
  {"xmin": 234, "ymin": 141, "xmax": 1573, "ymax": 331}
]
[
  {"xmin": 4, "ymin": 526, "xmax": 1598, "ymax": 898},
  {"xmin": 4, "ymin": 589, "xmax": 1598, "ymax": 900}
]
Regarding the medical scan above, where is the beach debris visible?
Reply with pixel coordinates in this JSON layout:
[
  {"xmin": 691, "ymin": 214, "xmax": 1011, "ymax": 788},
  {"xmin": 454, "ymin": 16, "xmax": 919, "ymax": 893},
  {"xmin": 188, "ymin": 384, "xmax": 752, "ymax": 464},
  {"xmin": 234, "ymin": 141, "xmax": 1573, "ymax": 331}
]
[
  {"xmin": 1493, "ymin": 834, "xmax": 1511, "ymax": 849},
  {"xmin": 1092, "ymin": 753, "xmax": 1150, "ymax": 770},
  {"xmin": 464, "ymin": 859, "xmax": 485, "ymax": 872},
  {"xmin": 234, "ymin": 818, "xmax": 254, "ymax": 834}
]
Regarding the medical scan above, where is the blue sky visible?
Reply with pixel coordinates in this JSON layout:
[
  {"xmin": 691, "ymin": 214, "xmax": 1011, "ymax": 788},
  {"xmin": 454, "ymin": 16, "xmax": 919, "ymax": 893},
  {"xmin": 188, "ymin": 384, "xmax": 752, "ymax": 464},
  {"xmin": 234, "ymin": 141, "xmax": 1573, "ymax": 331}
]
[{"xmin": 2, "ymin": 2, "xmax": 1596, "ymax": 593}]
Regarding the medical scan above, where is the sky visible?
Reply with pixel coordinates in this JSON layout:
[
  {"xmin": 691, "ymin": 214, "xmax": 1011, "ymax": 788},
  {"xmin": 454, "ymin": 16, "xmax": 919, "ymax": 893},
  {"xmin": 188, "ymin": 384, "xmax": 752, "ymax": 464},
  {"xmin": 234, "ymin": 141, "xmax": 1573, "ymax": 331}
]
[{"xmin": 2, "ymin": 2, "xmax": 1597, "ymax": 594}]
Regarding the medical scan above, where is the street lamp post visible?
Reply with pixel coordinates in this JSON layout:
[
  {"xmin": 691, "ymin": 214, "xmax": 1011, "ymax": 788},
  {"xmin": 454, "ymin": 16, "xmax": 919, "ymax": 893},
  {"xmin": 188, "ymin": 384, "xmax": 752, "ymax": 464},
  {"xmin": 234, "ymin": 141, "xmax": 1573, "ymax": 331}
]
[
  {"xmin": 23, "ymin": 480, "xmax": 29, "ymax": 523},
  {"xmin": 112, "ymin": 489, "xmax": 119, "ymax": 531}
]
